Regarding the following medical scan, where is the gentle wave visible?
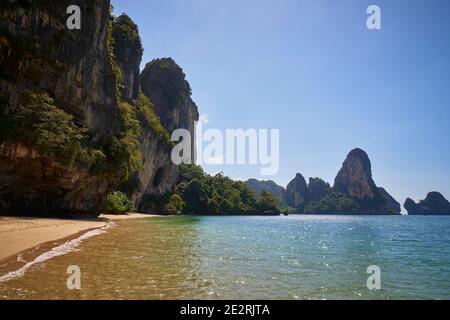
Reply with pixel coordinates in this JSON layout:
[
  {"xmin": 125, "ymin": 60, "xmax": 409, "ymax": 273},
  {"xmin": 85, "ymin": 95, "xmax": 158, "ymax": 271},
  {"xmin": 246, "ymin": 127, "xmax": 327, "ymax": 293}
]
[{"xmin": 0, "ymin": 222, "xmax": 115, "ymax": 283}]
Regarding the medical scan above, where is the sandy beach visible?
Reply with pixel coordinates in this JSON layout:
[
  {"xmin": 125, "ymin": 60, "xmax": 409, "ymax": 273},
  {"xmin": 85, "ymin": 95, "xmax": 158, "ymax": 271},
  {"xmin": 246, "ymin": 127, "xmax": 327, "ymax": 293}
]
[{"xmin": 0, "ymin": 213, "xmax": 160, "ymax": 262}]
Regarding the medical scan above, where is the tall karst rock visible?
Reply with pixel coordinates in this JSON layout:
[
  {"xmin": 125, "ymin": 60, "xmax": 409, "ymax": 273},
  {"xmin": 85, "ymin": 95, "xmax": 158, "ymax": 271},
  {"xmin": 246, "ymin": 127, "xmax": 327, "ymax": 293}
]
[
  {"xmin": 111, "ymin": 14, "xmax": 143, "ymax": 101},
  {"xmin": 285, "ymin": 173, "xmax": 308, "ymax": 212},
  {"xmin": 140, "ymin": 58, "xmax": 199, "ymax": 163},
  {"xmin": 0, "ymin": 2, "xmax": 197, "ymax": 216},
  {"xmin": 333, "ymin": 148, "xmax": 400, "ymax": 214},
  {"xmin": 0, "ymin": 0, "xmax": 121, "ymax": 215},
  {"xmin": 307, "ymin": 177, "xmax": 331, "ymax": 202},
  {"xmin": 404, "ymin": 192, "xmax": 450, "ymax": 215},
  {"xmin": 110, "ymin": 14, "xmax": 182, "ymax": 212}
]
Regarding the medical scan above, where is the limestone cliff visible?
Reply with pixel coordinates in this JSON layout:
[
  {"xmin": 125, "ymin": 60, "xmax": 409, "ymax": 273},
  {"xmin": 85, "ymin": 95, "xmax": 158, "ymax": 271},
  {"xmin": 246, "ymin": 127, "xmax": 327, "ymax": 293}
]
[
  {"xmin": 283, "ymin": 148, "xmax": 400, "ymax": 214},
  {"xmin": 378, "ymin": 187, "xmax": 401, "ymax": 214},
  {"xmin": 110, "ymin": 14, "xmax": 182, "ymax": 212},
  {"xmin": 0, "ymin": 0, "xmax": 121, "ymax": 215},
  {"xmin": 405, "ymin": 192, "xmax": 450, "ymax": 215},
  {"xmin": 111, "ymin": 14, "xmax": 142, "ymax": 101},
  {"xmin": 307, "ymin": 177, "xmax": 331, "ymax": 202},
  {"xmin": 333, "ymin": 148, "xmax": 400, "ymax": 214},
  {"xmin": 285, "ymin": 173, "xmax": 308, "ymax": 212},
  {"xmin": 0, "ymin": 2, "xmax": 197, "ymax": 216},
  {"xmin": 140, "ymin": 58, "xmax": 199, "ymax": 162}
]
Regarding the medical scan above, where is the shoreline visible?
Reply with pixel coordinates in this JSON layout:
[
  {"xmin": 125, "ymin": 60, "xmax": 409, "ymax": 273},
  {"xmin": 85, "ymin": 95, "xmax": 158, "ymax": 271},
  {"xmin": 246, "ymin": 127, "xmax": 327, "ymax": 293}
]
[{"xmin": 0, "ymin": 213, "xmax": 162, "ymax": 262}]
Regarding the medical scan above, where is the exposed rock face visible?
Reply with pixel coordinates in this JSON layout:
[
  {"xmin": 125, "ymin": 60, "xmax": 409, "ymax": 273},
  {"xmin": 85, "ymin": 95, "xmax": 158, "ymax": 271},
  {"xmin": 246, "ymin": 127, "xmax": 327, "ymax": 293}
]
[
  {"xmin": 378, "ymin": 187, "xmax": 401, "ymax": 214},
  {"xmin": 0, "ymin": 2, "xmax": 196, "ymax": 216},
  {"xmin": 244, "ymin": 179, "xmax": 286, "ymax": 205},
  {"xmin": 140, "ymin": 58, "xmax": 199, "ymax": 162},
  {"xmin": 285, "ymin": 173, "xmax": 308, "ymax": 212},
  {"xmin": 133, "ymin": 131, "xmax": 179, "ymax": 213},
  {"xmin": 404, "ymin": 192, "xmax": 450, "ymax": 215},
  {"xmin": 109, "ymin": 17, "xmax": 180, "ymax": 212},
  {"xmin": 111, "ymin": 14, "xmax": 142, "ymax": 101},
  {"xmin": 0, "ymin": 0, "xmax": 121, "ymax": 137},
  {"xmin": 0, "ymin": 0, "xmax": 122, "ymax": 215},
  {"xmin": 0, "ymin": 142, "xmax": 117, "ymax": 216},
  {"xmin": 333, "ymin": 148, "xmax": 399, "ymax": 214},
  {"xmin": 307, "ymin": 177, "xmax": 331, "ymax": 202},
  {"xmin": 334, "ymin": 148, "xmax": 378, "ymax": 201}
]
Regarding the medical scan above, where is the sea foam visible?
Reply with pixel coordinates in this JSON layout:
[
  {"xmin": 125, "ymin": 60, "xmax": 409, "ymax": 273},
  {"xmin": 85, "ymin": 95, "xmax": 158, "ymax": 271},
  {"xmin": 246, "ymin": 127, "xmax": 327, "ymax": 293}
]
[{"xmin": 0, "ymin": 222, "xmax": 115, "ymax": 283}]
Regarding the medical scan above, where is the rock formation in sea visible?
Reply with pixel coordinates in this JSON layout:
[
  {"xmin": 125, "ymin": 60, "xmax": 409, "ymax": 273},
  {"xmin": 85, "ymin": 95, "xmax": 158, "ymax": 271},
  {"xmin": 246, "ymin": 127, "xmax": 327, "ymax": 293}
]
[
  {"xmin": 333, "ymin": 148, "xmax": 400, "ymax": 214},
  {"xmin": 307, "ymin": 177, "xmax": 331, "ymax": 202},
  {"xmin": 378, "ymin": 187, "xmax": 401, "ymax": 214},
  {"xmin": 285, "ymin": 173, "xmax": 309, "ymax": 212},
  {"xmin": 282, "ymin": 148, "xmax": 400, "ymax": 214},
  {"xmin": 244, "ymin": 179, "xmax": 286, "ymax": 205},
  {"xmin": 404, "ymin": 192, "xmax": 450, "ymax": 215},
  {"xmin": 0, "ymin": 2, "xmax": 198, "ymax": 216}
]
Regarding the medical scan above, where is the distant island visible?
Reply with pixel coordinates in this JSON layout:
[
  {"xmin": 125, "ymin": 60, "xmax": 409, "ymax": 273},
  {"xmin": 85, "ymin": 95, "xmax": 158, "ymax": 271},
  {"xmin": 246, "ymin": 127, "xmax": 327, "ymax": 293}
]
[
  {"xmin": 245, "ymin": 149, "xmax": 450, "ymax": 215},
  {"xmin": 246, "ymin": 148, "xmax": 402, "ymax": 215},
  {"xmin": 405, "ymin": 192, "xmax": 450, "ymax": 215}
]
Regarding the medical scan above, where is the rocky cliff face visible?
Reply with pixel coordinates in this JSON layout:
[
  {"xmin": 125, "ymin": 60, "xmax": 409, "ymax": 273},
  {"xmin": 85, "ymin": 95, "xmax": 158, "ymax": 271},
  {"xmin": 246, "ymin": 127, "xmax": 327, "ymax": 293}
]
[
  {"xmin": 307, "ymin": 177, "xmax": 331, "ymax": 202},
  {"xmin": 334, "ymin": 148, "xmax": 378, "ymax": 202},
  {"xmin": 109, "ymin": 14, "xmax": 182, "ymax": 212},
  {"xmin": 0, "ymin": 0, "xmax": 121, "ymax": 215},
  {"xmin": 0, "ymin": 3, "xmax": 197, "ymax": 216},
  {"xmin": 378, "ymin": 187, "xmax": 401, "ymax": 214},
  {"xmin": 111, "ymin": 14, "xmax": 142, "ymax": 101},
  {"xmin": 0, "ymin": 141, "xmax": 117, "ymax": 216},
  {"xmin": 333, "ymin": 148, "xmax": 399, "ymax": 214},
  {"xmin": 404, "ymin": 192, "xmax": 450, "ymax": 215},
  {"xmin": 285, "ymin": 173, "xmax": 308, "ymax": 212},
  {"xmin": 0, "ymin": 0, "xmax": 120, "ymax": 137},
  {"xmin": 140, "ymin": 58, "xmax": 199, "ymax": 162},
  {"xmin": 244, "ymin": 179, "xmax": 286, "ymax": 205},
  {"xmin": 283, "ymin": 148, "xmax": 400, "ymax": 214}
]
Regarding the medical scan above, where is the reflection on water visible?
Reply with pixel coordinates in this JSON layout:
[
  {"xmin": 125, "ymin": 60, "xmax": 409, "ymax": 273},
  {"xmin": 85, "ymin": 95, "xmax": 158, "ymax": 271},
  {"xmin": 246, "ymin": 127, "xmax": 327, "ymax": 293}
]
[{"xmin": 0, "ymin": 215, "xmax": 449, "ymax": 300}]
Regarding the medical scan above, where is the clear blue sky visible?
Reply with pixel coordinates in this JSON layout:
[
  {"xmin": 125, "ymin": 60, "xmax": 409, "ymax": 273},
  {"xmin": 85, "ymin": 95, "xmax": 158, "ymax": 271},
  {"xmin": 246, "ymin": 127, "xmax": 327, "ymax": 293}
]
[{"xmin": 112, "ymin": 0, "xmax": 450, "ymax": 207}]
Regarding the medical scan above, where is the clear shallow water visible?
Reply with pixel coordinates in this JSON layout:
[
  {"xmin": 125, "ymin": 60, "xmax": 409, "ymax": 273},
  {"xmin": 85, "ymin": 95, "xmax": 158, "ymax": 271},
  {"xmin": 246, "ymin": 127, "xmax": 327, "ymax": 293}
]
[{"xmin": 0, "ymin": 215, "xmax": 449, "ymax": 300}]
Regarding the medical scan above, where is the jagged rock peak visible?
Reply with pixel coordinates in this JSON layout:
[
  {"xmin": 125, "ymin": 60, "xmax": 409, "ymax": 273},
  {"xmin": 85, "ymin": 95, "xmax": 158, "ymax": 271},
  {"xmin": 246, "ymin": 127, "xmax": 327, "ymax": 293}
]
[
  {"xmin": 404, "ymin": 192, "xmax": 450, "ymax": 215},
  {"xmin": 285, "ymin": 173, "xmax": 308, "ymax": 212},
  {"xmin": 334, "ymin": 148, "xmax": 378, "ymax": 201},
  {"xmin": 333, "ymin": 148, "xmax": 400, "ymax": 214},
  {"xmin": 112, "ymin": 13, "xmax": 143, "ymax": 101},
  {"xmin": 140, "ymin": 57, "xmax": 199, "ymax": 162},
  {"xmin": 307, "ymin": 177, "xmax": 331, "ymax": 202}
]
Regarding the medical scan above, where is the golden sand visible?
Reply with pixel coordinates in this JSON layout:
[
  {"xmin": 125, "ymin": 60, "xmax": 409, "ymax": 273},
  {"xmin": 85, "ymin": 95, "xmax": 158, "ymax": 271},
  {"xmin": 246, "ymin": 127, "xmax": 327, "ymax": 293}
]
[{"xmin": 0, "ymin": 213, "xmax": 160, "ymax": 262}]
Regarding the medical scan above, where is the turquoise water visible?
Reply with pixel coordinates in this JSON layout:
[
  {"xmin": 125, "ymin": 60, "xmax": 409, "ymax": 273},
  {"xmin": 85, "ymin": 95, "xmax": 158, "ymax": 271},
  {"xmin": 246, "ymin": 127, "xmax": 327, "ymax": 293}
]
[{"xmin": 0, "ymin": 215, "xmax": 449, "ymax": 299}]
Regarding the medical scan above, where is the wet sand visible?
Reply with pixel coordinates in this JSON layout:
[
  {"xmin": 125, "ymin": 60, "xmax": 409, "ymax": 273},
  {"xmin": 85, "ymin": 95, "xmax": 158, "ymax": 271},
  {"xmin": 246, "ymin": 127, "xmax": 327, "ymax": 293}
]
[{"xmin": 0, "ymin": 213, "xmax": 161, "ymax": 262}]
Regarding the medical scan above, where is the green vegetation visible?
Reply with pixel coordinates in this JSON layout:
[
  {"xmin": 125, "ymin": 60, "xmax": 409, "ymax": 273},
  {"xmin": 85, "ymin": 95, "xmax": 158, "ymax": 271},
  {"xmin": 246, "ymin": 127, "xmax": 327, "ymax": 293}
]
[
  {"xmin": 144, "ymin": 58, "xmax": 192, "ymax": 105},
  {"xmin": 107, "ymin": 18, "xmax": 124, "ymax": 96},
  {"xmin": 147, "ymin": 164, "xmax": 281, "ymax": 215},
  {"xmin": 304, "ymin": 192, "xmax": 360, "ymax": 214},
  {"xmin": 1, "ymin": 93, "xmax": 82, "ymax": 162},
  {"xmin": 102, "ymin": 191, "xmax": 134, "ymax": 214},
  {"xmin": 111, "ymin": 14, "xmax": 143, "ymax": 57},
  {"xmin": 0, "ymin": 93, "xmax": 112, "ymax": 170},
  {"xmin": 133, "ymin": 91, "xmax": 173, "ymax": 146},
  {"xmin": 164, "ymin": 194, "xmax": 184, "ymax": 215},
  {"xmin": 113, "ymin": 101, "xmax": 142, "ymax": 176},
  {"xmin": 257, "ymin": 191, "xmax": 279, "ymax": 213}
]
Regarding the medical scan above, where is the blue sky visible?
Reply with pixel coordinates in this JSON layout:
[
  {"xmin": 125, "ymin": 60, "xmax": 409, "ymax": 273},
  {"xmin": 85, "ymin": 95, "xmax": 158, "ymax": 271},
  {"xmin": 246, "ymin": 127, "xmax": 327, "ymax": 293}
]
[{"xmin": 112, "ymin": 0, "xmax": 450, "ymax": 207}]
